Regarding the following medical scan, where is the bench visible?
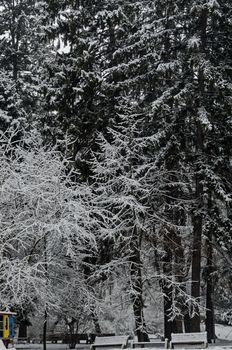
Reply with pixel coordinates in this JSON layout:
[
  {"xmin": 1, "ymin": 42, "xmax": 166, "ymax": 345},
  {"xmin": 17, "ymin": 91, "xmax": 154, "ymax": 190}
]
[
  {"xmin": 132, "ymin": 339, "xmax": 169, "ymax": 348},
  {"xmin": 90, "ymin": 334, "xmax": 116, "ymax": 344},
  {"xmin": 77, "ymin": 334, "xmax": 89, "ymax": 344},
  {"xmin": 170, "ymin": 332, "xmax": 208, "ymax": 348},
  {"xmin": 91, "ymin": 336, "xmax": 129, "ymax": 350}
]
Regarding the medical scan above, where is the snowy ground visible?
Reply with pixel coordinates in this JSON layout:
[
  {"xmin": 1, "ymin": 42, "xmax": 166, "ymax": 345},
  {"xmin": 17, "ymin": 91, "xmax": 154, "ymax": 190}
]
[
  {"xmin": 15, "ymin": 325, "xmax": 232, "ymax": 350},
  {"xmin": 15, "ymin": 344, "xmax": 232, "ymax": 350},
  {"xmin": 216, "ymin": 324, "xmax": 232, "ymax": 341},
  {"xmin": 15, "ymin": 342, "xmax": 232, "ymax": 350}
]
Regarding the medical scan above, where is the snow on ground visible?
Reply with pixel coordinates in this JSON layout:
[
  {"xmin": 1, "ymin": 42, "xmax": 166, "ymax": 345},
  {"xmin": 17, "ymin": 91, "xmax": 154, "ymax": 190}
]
[
  {"xmin": 15, "ymin": 325, "xmax": 232, "ymax": 350},
  {"xmin": 15, "ymin": 343, "xmax": 232, "ymax": 350},
  {"xmin": 16, "ymin": 345, "xmax": 68, "ymax": 350},
  {"xmin": 216, "ymin": 324, "xmax": 232, "ymax": 341}
]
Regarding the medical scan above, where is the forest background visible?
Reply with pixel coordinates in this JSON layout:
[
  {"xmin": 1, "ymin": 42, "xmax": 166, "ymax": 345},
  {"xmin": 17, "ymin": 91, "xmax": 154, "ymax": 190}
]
[{"xmin": 0, "ymin": 0, "xmax": 231, "ymax": 346}]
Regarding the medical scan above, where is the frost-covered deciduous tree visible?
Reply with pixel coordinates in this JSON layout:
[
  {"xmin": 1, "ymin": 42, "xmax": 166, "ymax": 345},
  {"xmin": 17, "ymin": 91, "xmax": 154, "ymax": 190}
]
[{"xmin": 0, "ymin": 131, "xmax": 96, "ymax": 318}]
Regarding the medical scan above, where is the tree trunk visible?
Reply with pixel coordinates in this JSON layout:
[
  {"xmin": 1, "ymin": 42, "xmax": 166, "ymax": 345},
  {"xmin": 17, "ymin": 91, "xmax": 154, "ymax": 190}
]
[
  {"xmin": 68, "ymin": 318, "xmax": 78, "ymax": 349},
  {"xmin": 130, "ymin": 226, "xmax": 149, "ymax": 342},
  {"xmin": 205, "ymin": 191, "xmax": 215, "ymax": 343},
  {"xmin": 43, "ymin": 234, "xmax": 48, "ymax": 350},
  {"xmin": 190, "ymin": 5, "xmax": 208, "ymax": 333},
  {"xmin": 90, "ymin": 309, "xmax": 102, "ymax": 335},
  {"xmin": 191, "ymin": 211, "xmax": 202, "ymax": 332},
  {"xmin": 205, "ymin": 238, "xmax": 215, "ymax": 343},
  {"xmin": 132, "ymin": 296, "xmax": 149, "ymax": 342},
  {"xmin": 162, "ymin": 230, "xmax": 175, "ymax": 340},
  {"xmin": 191, "ymin": 153, "xmax": 203, "ymax": 332},
  {"xmin": 18, "ymin": 321, "xmax": 27, "ymax": 340},
  {"xmin": 172, "ymin": 218, "xmax": 190, "ymax": 334},
  {"xmin": 191, "ymin": 101, "xmax": 205, "ymax": 332},
  {"xmin": 163, "ymin": 283, "xmax": 176, "ymax": 340},
  {"xmin": 43, "ymin": 309, "xmax": 47, "ymax": 350},
  {"xmin": 184, "ymin": 313, "xmax": 191, "ymax": 333}
]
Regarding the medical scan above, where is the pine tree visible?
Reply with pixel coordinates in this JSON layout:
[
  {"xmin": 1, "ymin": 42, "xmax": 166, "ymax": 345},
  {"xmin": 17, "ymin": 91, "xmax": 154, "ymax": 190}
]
[
  {"xmin": 38, "ymin": 0, "xmax": 106, "ymax": 169},
  {"xmin": 39, "ymin": 0, "xmax": 159, "ymax": 174},
  {"xmin": 90, "ymin": 101, "xmax": 172, "ymax": 340},
  {"xmin": 0, "ymin": 0, "xmax": 44, "ymax": 131},
  {"xmin": 142, "ymin": 0, "xmax": 232, "ymax": 335}
]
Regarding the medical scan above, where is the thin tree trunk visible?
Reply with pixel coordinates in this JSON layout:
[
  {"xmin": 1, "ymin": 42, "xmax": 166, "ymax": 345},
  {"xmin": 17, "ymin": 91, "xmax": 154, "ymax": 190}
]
[
  {"xmin": 10, "ymin": 1, "xmax": 18, "ymax": 81},
  {"xmin": 43, "ymin": 234, "xmax": 48, "ymax": 350},
  {"xmin": 190, "ymin": 6, "xmax": 208, "ymax": 331},
  {"xmin": 162, "ymin": 230, "xmax": 175, "ymax": 340},
  {"xmin": 191, "ymin": 106, "xmax": 205, "ymax": 333},
  {"xmin": 191, "ymin": 154, "xmax": 203, "ymax": 332},
  {"xmin": 90, "ymin": 310, "xmax": 102, "ymax": 334},
  {"xmin": 191, "ymin": 210, "xmax": 202, "ymax": 332},
  {"xmin": 18, "ymin": 310, "xmax": 29, "ymax": 342},
  {"xmin": 18, "ymin": 321, "xmax": 27, "ymax": 341},
  {"xmin": 68, "ymin": 318, "xmax": 77, "ymax": 349},
  {"xmin": 43, "ymin": 310, "xmax": 47, "ymax": 350},
  {"xmin": 205, "ymin": 237, "xmax": 215, "ymax": 343},
  {"xmin": 174, "ymin": 229, "xmax": 191, "ymax": 335},
  {"xmin": 184, "ymin": 313, "xmax": 191, "ymax": 333},
  {"xmin": 173, "ymin": 232, "xmax": 184, "ymax": 334},
  {"xmin": 130, "ymin": 226, "xmax": 149, "ymax": 342},
  {"xmin": 163, "ymin": 283, "xmax": 175, "ymax": 340},
  {"xmin": 172, "ymin": 204, "xmax": 190, "ymax": 334},
  {"xmin": 205, "ymin": 191, "xmax": 215, "ymax": 343}
]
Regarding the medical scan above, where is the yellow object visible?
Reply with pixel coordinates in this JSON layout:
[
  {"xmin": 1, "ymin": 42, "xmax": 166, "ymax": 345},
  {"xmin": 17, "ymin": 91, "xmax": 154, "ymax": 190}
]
[
  {"xmin": 3, "ymin": 316, "xmax": 9, "ymax": 339},
  {"xmin": 0, "ymin": 311, "xmax": 16, "ymax": 341}
]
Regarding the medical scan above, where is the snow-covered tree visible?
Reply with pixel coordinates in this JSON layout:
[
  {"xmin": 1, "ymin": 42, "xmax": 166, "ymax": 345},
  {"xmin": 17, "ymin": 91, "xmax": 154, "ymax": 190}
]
[
  {"xmin": 0, "ymin": 130, "xmax": 96, "ymax": 318},
  {"xmin": 90, "ymin": 107, "xmax": 168, "ymax": 340},
  {"xmin": 0, "ymin": 0, "xmax": 45, "ymax": 131},
  {"xmin": 0, "ymin": 0, "xmax": 231, "ymax": 341},
  {"xmin": 141, "ymin": 0, "xmax": 232, "ymax": 338}
]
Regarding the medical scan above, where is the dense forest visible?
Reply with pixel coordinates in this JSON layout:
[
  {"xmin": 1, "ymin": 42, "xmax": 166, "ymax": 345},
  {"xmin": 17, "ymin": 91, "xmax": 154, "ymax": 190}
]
[{"xmin": 0, "ymin": 0, "xmax": 231, "ymax": 346}]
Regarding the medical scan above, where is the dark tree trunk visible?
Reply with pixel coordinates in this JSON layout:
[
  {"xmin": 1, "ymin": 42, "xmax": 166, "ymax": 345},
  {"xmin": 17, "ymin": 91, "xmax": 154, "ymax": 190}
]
[
  {"xmin": 68, "ymin": 318, "xmax": 78, "ymax": 349},
  {"xmin": 171, "ymin": 229, "xmax": 189, "ymax": 334},
  {"xmin": 191, "ymin": 211, "xmax": 202, "ymax": 332},
  {"xmin": 43, "ymin": 234, "xmax": 48, "ymax": 350},
  {"xmin": 10, "ymin": 2, "xmax": 18, "ymax": 81},
  {"xmin": 205, "ymin": 240, "xmax": 215, "ymax": 343},
  {"xmin": 43, "ymin": 309, "xmax": 47, "ymax": 350},
  {"xmin": 191, "ymin": 100, "xmax": 205, "ymax": 333},
  {"xmin": 172, "ymin": 218, "xmax": 190, "ymax": 334},
  {"xmin": 130, "ymin": 226, "xmax": 149, "ymax": 342},
  {"xmin": 162, "ymin": 231, "xmax": 175, "ymax": 340},
  {"xmin": 82, "ymin": 256, "xmax": 102, "ymax": 335},
  {"xmin": 190, "ymin": 5, "xmax": 208, "ymax": 333},
  {"xmin": 18, "ymin": 321, "xmax": 27, "ymax": 340},
  {"xmin": 163, "ymin": 284, "xmax": 176, "ymax": 340},
  {"xmin": 90, "ymin": 310, "xmax": 102, "ymax": 335},
  {"xmin": 191, "ymin": 142, "xmax": 203, "ymax": 332},
  {"xmin": 133, "ymin": 298, "xmax": 149, "ymax": 342},
  {"xmin": 184, "ymin": 313, "xmax": 191, "ymax": 333},
  {"xmin": 205, "ymin": 191, "xmax": 215, "ymax": 343}
]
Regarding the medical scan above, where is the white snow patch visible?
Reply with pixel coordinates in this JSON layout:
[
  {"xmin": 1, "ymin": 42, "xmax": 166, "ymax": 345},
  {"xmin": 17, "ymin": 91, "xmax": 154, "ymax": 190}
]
[
  {"xmin": 207, "ymin": 0, "xmax": 220, "ymax": 9},
  {"xmin": 216, "ymin": 324, "xmax": 232, "ymax": 341},
  {"xmin": 188, "ymin": 36, "xmax": 201, "ymax": 50},
  {"xmin": 198, "ymin": 107, "xmax": 212, "ymax": 131}
]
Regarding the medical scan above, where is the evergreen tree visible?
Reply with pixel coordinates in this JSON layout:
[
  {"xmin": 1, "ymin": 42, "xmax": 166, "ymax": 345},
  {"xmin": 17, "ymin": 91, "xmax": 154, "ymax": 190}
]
[
  {"xmin": 38, "ymin": 0, "xmax": 106, "ymax": 168},
  {"xmin": 0, "ymin": 0, "xmax": 44, "ymax": 131},
  {"xmin": 143, "ymin": 0, "xmax": 232, "ymax": 335},
  {"xmin": 90, "ymin": 105, "xmax": 170, "ymax": 340}
]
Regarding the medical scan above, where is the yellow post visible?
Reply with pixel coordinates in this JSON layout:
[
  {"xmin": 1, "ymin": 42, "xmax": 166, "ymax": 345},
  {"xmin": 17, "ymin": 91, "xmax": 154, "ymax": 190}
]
[{"xmin": 3, "ymin": 315, "xmax": 9, "ymax": 339}]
